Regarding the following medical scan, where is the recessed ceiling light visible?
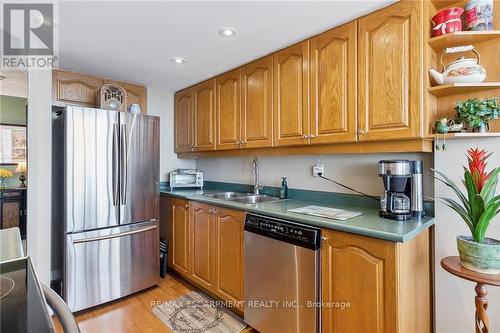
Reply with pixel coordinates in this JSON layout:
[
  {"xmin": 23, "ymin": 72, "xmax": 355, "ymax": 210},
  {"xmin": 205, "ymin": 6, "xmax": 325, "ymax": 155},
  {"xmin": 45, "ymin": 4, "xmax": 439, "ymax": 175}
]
[
  {"xmin": 171, "ymin": 57, "xmax": 187, "ymax": 64},
  {"xmin": 219, "ymin": 27, "xmax": 236, "ymax": 37}
]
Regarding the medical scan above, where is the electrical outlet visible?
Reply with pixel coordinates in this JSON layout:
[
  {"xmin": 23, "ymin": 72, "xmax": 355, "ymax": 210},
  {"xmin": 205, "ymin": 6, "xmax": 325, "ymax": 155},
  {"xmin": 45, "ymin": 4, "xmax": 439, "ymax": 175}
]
[{"xmin": 312, "ymin": 164, "xmax": 325, "ymax": 177}]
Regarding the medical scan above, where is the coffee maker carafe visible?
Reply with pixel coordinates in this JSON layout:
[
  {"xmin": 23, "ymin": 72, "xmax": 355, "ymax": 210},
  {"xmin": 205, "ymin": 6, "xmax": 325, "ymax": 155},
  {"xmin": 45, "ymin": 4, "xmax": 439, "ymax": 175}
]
[{"xmin": 379, "ymin": 160, "xmax": 424, "ymax": 221}]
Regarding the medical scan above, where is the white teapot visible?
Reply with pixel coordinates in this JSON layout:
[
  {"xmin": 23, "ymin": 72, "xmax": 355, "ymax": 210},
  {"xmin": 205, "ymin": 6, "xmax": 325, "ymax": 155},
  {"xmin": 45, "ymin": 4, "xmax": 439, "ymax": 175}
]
[{"xmin": 429, "ymin": 45, "xmax": 486, "ymax": 85}]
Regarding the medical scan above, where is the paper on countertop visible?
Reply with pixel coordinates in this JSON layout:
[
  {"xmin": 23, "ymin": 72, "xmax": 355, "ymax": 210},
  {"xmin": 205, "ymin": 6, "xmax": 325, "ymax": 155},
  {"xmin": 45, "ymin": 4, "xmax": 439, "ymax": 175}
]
[{"xmin": 287, "ymin": 205, "xmax": 362, "ymax": 221}]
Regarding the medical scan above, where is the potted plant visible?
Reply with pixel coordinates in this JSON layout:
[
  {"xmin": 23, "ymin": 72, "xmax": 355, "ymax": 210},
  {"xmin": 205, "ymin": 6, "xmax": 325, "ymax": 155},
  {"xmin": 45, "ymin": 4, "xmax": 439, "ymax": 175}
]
[
  {"xmin": 433, "ymin": 148, "xmax": 500, "ymax": 274},
  {"xmin": 0, "ymin": 168, "xmax": 13, "ymax": 190},
  {"xmin": 455, "ymin": 97, "xmax": 500, "ymax": 133}
]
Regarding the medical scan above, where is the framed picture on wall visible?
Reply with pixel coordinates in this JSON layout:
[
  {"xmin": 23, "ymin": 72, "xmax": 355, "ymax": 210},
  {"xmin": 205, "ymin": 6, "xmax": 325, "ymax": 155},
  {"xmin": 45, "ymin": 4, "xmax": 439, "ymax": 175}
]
[{"xmin": 0, "ymin": 124, "xmax": 27, "ymax": 165}]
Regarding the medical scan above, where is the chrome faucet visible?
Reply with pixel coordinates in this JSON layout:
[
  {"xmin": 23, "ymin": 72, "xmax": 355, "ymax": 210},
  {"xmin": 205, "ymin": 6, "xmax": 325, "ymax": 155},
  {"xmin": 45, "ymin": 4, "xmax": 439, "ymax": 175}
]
[{"xmin": 252, "ymin": 157, "xmax": 262, "ymax": 195}]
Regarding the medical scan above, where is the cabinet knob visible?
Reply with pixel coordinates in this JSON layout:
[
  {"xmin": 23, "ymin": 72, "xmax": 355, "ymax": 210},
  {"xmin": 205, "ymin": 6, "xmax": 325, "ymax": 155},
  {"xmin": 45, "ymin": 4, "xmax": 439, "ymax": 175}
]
[
  {"xmin": 303, "ymin": 135, "xmax": 308, "ymax": 139},
  {"xmin": 358, "ymin": 129, "xmax": 365, "ymax": 134},
  {"xmin": 321, "ymin": 236, "xmax": 327, "ymax": 241},
  {"xmin": 309, "ymin": 134, "xmax": 315, "ymax": 138},
  {"xmin": 185, "ymin": 204, "xmax": 190, "ymax": 208}
]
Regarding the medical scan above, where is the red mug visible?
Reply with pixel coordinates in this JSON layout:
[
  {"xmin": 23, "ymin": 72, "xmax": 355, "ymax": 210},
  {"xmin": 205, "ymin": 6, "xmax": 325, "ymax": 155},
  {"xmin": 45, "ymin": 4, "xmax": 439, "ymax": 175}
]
[{"xmin": 432, "ymin": 7, "xmax": 464, "ymax": 37}]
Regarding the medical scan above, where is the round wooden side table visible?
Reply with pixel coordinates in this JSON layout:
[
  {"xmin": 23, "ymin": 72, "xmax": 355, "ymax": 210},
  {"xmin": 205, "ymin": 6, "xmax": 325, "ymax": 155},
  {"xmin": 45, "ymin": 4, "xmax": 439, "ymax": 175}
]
[{"xmin": 441, "ymin": 256, "xmax": 500, "ymax": 333}]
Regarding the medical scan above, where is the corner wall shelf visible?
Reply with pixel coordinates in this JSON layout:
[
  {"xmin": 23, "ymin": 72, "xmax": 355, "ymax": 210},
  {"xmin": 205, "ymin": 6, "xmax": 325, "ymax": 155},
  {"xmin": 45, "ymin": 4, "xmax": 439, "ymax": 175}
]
[
  {"xmin": 428, "ymin": 82, "xmax": 500, "ymax": 97},
  {"xmin": 429, "ymin": 132, "xmax": 500, "ymax": 139},
  {"xmin": 428, "ymin": 31, "xmax": 500, "ymax": 51}
]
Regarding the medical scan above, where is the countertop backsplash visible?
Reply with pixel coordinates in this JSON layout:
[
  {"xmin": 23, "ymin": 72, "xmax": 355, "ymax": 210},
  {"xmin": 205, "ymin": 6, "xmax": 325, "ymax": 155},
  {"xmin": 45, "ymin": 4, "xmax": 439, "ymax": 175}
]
[{"xmin": 195, "ymin": 153, "xmax": 434, "ymax": 198}]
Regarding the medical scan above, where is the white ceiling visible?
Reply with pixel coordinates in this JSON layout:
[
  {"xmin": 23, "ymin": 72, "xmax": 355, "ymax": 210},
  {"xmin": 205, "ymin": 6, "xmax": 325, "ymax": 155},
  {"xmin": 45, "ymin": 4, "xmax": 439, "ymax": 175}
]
[{"xmin": 58, "ymin": 1, "xmax": 394, "ymax": 91}]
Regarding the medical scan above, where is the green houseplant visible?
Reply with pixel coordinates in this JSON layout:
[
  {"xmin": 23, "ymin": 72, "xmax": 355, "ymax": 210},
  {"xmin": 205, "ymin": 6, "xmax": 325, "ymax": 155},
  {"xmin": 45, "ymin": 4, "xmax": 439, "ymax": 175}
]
[
  {"xmin": 433, "ymin": 148, "xmax": 500, "ymax": 274},
  {"xmin": 455, "ymin": 97, "xmax": 500, "ymax": 132}
]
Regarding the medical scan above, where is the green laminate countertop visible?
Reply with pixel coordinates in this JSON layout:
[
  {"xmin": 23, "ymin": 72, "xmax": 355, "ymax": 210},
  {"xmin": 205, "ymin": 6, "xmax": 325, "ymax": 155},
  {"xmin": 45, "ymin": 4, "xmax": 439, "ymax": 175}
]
[{"xmin": 161, "ymin": 189, "xmax": 435, "ymax": 243}]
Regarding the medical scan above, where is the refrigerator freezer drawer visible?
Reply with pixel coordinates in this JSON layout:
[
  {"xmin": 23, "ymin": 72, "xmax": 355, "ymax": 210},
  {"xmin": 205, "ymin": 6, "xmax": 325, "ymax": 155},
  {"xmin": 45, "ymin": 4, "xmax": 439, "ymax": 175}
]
[{"xmin": 64, "ymin": 220, "xmax": 159, "ymax": 312}]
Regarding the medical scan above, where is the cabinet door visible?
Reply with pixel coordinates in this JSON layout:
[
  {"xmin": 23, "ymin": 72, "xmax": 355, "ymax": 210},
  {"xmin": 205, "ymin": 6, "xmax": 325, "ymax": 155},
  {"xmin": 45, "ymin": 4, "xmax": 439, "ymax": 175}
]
[
  {"xmin": 53, "ymin": 70, "xmax": 103, "ymax": 107},
  {"xmin": 216, "ymin": 69, "xmax": 241, "ymax": 150},
  {"xmin": 190, "ymin": 201, "xmax": 214, "ymax": 291},
  {"xmin": 1, "ymin": 201, "xmax": 21, "ymax": 229},
  {"xmin": 171, "ymin": 199, "xmax": 191, "ymax": 276},
  {"xmin": 193, "ymin": 79, "xmax": 216, "ymax": 151},
  {"xmin": 358, "ymin": 1, "xmax": 422, "ymax": 141},
  {"xmin": 321, "ymin": 229, "xmax": 397, "ymax": 333},
  {"xmin": 273, "ymin": 41, "xmax": 309, "ymax": 146},
  {"xmin": 241, "ymin": 56, "xmax": 273, "ymax": 148},
  {"xmin": 174, "ymin": 89, "xmax": 194, "ymax": 153},
  {"xmin": 310, "ymin": 22, "xmax": 357, "ymax": 144},
  {"xmin": 214, "ymin": 207, "xmax": 245, "ymax": 307}
]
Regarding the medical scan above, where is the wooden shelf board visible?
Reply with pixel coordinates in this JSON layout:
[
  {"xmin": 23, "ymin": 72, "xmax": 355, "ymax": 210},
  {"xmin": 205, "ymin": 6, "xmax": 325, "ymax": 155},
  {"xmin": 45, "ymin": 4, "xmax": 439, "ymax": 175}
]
[
  {"xmin": 428, "ymin": 31, "xmax": 500, "ymax": 51},
  {"xmin": 177, "ymin": 139, "xmax": 434, "ymax": 158},
  {"xmin": 429, "ymin": 132, "xmax": 500, "ymax": 139},
  {"xmin": 428, "ymin": 83, "xmax": 500, "ymax": 97},
  {"xmin": 431, "ymin": 0, "xmax": 464, "ymax": 10}
]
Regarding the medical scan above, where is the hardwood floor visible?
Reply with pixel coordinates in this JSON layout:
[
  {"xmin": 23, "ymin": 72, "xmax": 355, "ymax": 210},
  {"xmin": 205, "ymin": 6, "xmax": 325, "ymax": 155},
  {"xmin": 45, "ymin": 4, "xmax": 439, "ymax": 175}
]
[{"xmin": 53, "ymin": 273, "xmax": 257, "ymax": 333}]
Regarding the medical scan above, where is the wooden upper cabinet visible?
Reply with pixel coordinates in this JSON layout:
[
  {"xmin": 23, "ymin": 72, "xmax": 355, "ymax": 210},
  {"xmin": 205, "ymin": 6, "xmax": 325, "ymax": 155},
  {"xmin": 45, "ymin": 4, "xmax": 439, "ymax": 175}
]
[
  {"xmin": 273, "ymin": 41, "xmax": 310, "ymax": 146},
  {"xmin": 241, "ymin": 56, "xmax": 273, "ymax": 148},
  {"xmin": 321, "ymin": 229, "xmax": 397, "ymax": 333},
  {"xmin": 171, "ymin": 199, "xmax": 191, "ymax": 276},
  {"xmin": 193, "ymin": 79, "xmax": 216, "ymax": 151},
  {"xmin": 358, "ymin": 1, "xmax": 422, "ymax": 141},
  {"xmin": 53, "ymin": 70, "xmax": 103, "ymax": 107},
  {"xmin": 174, "ymin": 89, "xmax": 193, "ymax": 153},
  {"xmin": 310, "ymin": 22, "xmax": 357, "ymax": 144},
  {"xmin": 214, "ymin": 207, "xmax": 245, "ymax": 307},
  {"xmin": 53, "ymin": 69, "xmax": 147, "ymax": 112},
  {"xmin": 216, "ymin": 69, "xmax": 241, "ymax": 150},
  {"xmin": 190, "ymin": 201, "xmax": 214, "ymax": 291}
]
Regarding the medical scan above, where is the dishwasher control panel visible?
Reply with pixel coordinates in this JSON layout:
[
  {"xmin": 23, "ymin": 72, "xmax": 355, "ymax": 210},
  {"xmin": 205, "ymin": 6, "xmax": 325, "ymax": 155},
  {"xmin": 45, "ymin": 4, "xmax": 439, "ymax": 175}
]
[{"xmin": 245, "ymin": 213, "xmax": 320, "ymax": 250}]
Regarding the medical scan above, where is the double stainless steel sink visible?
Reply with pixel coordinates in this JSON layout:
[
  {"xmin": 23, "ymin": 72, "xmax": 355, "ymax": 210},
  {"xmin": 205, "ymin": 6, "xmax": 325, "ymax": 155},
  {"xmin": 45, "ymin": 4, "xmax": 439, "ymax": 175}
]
[{"xmin": 203, "ymin": 192, "xmax": 282, "ymax": 204}]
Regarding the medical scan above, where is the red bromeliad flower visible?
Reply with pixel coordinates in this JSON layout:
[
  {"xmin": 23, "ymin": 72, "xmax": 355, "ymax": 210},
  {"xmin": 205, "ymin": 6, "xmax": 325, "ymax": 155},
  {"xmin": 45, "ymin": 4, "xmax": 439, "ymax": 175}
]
[{"xmin": 467, "ymin": 148, "xmax": 492, "ymax": 192}]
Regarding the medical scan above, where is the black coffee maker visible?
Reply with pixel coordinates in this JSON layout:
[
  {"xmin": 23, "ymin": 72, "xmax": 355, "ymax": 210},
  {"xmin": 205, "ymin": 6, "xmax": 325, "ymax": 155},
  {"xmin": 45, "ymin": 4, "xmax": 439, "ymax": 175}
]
[{"xmin": 378, "ymin": 160, "xmax": 424, "ymax": 221}]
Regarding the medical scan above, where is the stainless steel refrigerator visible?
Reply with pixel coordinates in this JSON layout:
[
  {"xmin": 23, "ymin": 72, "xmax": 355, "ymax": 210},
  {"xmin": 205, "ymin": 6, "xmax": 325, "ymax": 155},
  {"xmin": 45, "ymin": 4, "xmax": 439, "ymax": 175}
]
[{"xmin": 52, "ymin": 106, "xmax": 160, "ymax": 312}]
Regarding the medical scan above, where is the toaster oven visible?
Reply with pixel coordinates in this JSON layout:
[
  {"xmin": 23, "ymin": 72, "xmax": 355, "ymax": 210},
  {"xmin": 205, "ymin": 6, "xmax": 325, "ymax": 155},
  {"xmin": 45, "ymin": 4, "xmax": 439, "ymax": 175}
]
[{"xmin": 170, "ymin": 169, "xmax": 204, "ymax": 188}]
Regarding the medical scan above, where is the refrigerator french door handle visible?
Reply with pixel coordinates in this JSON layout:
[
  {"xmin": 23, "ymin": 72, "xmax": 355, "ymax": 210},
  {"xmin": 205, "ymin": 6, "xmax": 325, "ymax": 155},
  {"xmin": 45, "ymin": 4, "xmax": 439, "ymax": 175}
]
[
  {"xmin": 72, "ymin": 225, "xmax": 157, "ymax": 244},
  {"xmin": 120, "ymin": 124, "xmax": 128, "ymax": 205},
  {"xmin": 112, "ymin": 123, "xmax": 119, "ymax": 206}
]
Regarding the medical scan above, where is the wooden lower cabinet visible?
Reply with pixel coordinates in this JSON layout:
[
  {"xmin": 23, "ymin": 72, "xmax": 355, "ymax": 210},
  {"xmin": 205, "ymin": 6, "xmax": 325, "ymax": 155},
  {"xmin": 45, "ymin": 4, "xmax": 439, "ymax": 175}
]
[
  {"xmin": 166, "ymin": 198, "xmax": 431, "ymax": 327},
  {"xmin": 213, "ymin": 207, "xmax": 245, "ymax": 309},
  {"xmin": 321, "ymin": 228, "xmax": 431, "ymax": 333},
  {"xmin": 166, "ymin": 199, "xmax": 245, "ymax": 312},
  {"xmin": 171, "ymin": 198, "xmax": 191, "ymax": 275},
  {"xmin": 190, "ymin": 201, "xmax": 215, "ymax": 290}
]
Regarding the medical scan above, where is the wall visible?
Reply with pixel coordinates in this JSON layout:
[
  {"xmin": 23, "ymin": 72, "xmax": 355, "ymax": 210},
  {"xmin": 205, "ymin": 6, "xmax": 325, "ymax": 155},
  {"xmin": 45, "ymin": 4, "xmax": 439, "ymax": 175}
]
[
  {"xmin": 0, "ymin": 95, "xmax": 27, "ymax": 188},
  {"xmin": 435, "ymin": 138, "xmax": 500, "ymax": 333},
  {"xmin": 146, "ymin": 87, "xmax": 195, "ymax": 181},
  {"xmin": 26, "ymin": 70, "xmax": 52, "ymax": 285},
  {"xmin": 197, "ymin": 153, "xmax": 434, "ymax": 198},
  {"xmin": 0, "ymin": 95, "xmax": 27, "ymax": 125}
]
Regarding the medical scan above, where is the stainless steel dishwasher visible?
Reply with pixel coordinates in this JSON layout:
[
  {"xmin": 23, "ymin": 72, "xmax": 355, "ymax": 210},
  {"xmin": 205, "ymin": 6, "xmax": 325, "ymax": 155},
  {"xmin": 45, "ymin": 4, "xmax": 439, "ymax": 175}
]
[{"xmin": 244, "ymin": 213, "xmax": 320, "ymax": 333}]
